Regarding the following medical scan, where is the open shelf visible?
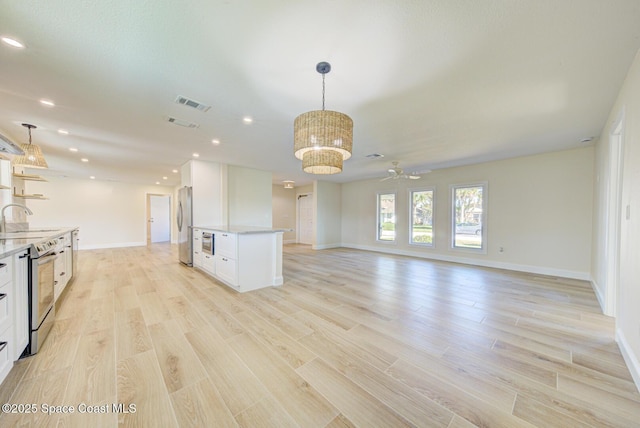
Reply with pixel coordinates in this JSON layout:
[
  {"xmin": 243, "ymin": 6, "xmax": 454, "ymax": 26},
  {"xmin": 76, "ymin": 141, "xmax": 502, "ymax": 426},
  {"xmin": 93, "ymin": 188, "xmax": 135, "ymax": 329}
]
[
  {"xmin": 12, "ymin": 173, "xmax": 48, "ymax": 182},
  {"xmin": 12, "ymin": 193, "xmax": 48, "ymax": 200},
  {"xmin": 0, "ymin": 184, "xmax": 9, "ymax": 190}
]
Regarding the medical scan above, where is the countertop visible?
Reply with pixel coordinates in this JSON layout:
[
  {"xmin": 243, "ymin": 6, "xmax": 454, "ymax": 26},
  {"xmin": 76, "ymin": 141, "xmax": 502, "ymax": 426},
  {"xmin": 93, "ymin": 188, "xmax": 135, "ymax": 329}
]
[
  {"xmin": 192, "ymin": 225, "xmax": 292, "ymax": 234},
  {"xmin": 0, "ymin": 227, "xmax": 78, "ymax": 258}
]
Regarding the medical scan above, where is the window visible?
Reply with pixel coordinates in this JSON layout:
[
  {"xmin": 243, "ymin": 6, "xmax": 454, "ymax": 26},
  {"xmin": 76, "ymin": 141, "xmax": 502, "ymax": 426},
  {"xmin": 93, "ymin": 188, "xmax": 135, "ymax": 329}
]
[
  {"xmin": 452, "ymin": 183, "xmax": 486, "ymax": 250},
  {"xmin": 377, "ymin": 192, "xmax": 396, "ymax": 241},
  {"xmin": 410, "ymin": 188, "xmax": 434, "ymax": 246}
]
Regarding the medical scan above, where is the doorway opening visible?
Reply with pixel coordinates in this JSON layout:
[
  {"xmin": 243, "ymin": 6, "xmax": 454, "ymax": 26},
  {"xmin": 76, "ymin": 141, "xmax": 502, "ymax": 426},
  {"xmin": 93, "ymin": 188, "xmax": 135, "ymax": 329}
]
[
  {"xmin": 297, "ymin": 193, "xmax": 313, "ymax": 245},
  {"xmin": 146, "ymin": 194, "xmax": 171, "ymax": 245},
  {"xmin": 604, "ymin": 113, "xmax": 624, "ymax": 317}
]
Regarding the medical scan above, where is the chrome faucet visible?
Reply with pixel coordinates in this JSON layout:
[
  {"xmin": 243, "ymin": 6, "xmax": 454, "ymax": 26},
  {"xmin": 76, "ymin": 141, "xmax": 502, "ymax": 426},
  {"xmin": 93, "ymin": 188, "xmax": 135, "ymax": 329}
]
[{"xmin": 0, "ymin": 203, "xmax": 33, "ymax": 233}]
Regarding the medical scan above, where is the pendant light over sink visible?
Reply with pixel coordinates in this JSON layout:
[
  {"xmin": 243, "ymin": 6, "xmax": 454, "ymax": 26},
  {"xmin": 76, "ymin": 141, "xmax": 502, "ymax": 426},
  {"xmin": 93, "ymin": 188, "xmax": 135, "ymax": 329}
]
[
  {"xmin": 12, "ymin": 123, "xmax": 48, "ymax": 169},
  {"xmin": 293, "ymin": 62, "xmax": 353, "ymax": 174}
]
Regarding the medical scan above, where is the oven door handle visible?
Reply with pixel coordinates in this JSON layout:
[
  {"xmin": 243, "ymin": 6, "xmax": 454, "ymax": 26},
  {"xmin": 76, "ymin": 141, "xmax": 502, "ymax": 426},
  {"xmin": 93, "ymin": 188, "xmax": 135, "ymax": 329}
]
[{"xmin": 35, "ymin": 253, "xmax": 59, "ymax": 264}]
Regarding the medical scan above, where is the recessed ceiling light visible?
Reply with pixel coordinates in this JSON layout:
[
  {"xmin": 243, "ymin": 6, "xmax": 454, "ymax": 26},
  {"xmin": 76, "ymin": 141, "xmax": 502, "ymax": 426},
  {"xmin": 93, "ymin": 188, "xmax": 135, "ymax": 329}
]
[
  {"xmin": 172, "ymin": 169, "xmax": 178, "ymax": 173},
  {"xmin": 580, "ymin": 137, "xmax": 594, "ymax": 143},
  {"xmin": 89, "ymin": 176, "xmax": 95, "ymax": 180},
  {"xmin": 39, "ymin": 99, "xmax": 55, "ymax": 107},
  {"xmin": 1, "ymin": 36, "xmax": 24, "ymax": 49},
  {"xmin": 58, "ymin": 129, "xmax": 69, "ymax": 135},
  {"xmin": 155, "ymin": 181, "xmax": 160, "ymax": 185},
  {"xmin": 366, "ymin": 153, "xmax": 384, "ymax": 158},
  {"xmin": 162, "ymin": 176, "xmax": 168, "ymax": 180},
  {"xmin": 69, "ymin": 147, "xmax": 78, "ymax": 152},
  {"xmin": 242, "ymin": 116, "xmax": 253, "ymax": 124},
  {"xmin": 81, "ymin": 158, "xmax": 89, "ymax": 162},
  {"xmin": 211, "ymin": 139, "xmax": 220, "ymax": 145},
  {"xmin": 193, "ymin": 153, "xmax": 200, "ymax": 158}
]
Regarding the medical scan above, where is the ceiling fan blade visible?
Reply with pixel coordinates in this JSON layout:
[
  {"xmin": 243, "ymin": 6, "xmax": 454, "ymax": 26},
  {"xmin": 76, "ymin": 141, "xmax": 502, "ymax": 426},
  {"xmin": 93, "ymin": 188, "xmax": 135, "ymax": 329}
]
[
  {"xmin": 380, "ymin": 176, "xmax": 393, "ymax": 181},
  {"xmin": 409, "ymin": 175, "xmax": 421, "ymax": 180}
]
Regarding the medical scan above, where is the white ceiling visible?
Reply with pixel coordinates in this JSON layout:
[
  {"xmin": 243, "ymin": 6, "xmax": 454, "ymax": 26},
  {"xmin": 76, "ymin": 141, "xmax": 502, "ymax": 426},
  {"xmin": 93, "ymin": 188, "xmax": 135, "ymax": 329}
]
[{"xmin": 1, "ymin": 0, "xmax": 639, "ymax": 187}]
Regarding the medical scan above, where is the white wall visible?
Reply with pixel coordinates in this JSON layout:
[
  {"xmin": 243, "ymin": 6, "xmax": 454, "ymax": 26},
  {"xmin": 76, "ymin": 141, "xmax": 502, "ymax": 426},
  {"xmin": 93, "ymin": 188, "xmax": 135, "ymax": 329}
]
[
  {"xmin": 314, "ymin": 180, "xmax": 342, "ymax": 249},
  {"xmin": 272, "ymin": 184, "xmax": 296, "ymax": 243},
  {"xmin": 342, "ymin": 147, "xmax": 594, "ymax": 279},
  {"xmin": 25, "ymin": 176, "xmax": 175, "ymax": 249},
  {"xmin": 592, "ymin": 49, "xmax": 640, "ymax": 390},
  {"xmin": 227, "ymin": 165, "xmax": 272, "ymax": 227}
]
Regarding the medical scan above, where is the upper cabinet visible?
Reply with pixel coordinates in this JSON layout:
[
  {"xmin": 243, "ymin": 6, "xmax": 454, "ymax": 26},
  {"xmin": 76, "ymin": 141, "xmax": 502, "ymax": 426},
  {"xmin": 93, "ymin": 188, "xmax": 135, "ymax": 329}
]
[{"xmin": 181, "ymin": 160, "xmax": 226, "ymax": 226}]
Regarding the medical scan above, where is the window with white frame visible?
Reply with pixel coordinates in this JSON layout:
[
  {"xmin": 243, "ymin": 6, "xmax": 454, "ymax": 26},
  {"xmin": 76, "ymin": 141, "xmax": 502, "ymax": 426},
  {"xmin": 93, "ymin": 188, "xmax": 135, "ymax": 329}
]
[
  {"xmin": 452, "ymin": 183, "xmax": 486, "ymax": 250},
  {"xmin": 410, "ymin": 188, "xmax": 434, "ymax": 246},
  {"xmin": 377, "ymin": 192, "xmax": 396, "ymax": 241}
]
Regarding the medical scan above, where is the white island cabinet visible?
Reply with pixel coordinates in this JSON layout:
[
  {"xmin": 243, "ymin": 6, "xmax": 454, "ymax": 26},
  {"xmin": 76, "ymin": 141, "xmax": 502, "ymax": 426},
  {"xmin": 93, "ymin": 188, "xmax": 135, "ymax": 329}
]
[{"xmin": 193, "ymin": 226, "xmax": 287, "ymax": 293}]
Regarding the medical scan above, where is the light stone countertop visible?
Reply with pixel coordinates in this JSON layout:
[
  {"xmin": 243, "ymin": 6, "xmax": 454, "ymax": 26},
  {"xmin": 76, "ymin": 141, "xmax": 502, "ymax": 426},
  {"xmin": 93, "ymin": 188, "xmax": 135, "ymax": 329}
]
[
  {"xmin": 0, "ymin": 227, "xmax": 78, "ymax": 258},
  {"xmin": 192, "ymin": 225, "xmax": 292, "ymax": 234}
]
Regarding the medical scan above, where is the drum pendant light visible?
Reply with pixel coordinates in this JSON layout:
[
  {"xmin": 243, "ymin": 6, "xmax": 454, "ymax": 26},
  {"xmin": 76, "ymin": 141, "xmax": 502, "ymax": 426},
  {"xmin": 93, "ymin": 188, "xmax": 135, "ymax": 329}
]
[{"xmin": 293, "ymin": 62, "xmax": 353, "ymax": 174}]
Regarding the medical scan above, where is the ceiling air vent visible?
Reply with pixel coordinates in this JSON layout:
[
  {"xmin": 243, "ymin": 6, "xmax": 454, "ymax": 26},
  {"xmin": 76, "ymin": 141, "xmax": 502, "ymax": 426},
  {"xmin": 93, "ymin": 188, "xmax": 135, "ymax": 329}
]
[
  {"xmin": 175, "ymin": 95, "xmax": 211, "ymax": 112},
  {"xmin": 166, "ymin": 116, "xmax": 199, "ymax": 128}
]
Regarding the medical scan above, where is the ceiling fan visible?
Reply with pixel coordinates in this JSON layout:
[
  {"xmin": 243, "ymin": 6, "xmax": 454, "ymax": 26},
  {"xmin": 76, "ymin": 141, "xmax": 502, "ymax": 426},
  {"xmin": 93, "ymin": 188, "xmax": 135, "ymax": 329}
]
[{"xmin": 380, "ymin": 161, "xmax": 428, "ymax": 181}]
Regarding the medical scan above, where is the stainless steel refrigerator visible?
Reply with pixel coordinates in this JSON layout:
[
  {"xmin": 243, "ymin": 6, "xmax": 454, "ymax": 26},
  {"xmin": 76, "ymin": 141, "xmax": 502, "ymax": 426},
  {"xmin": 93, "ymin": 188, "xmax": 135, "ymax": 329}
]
[{"xmin": 177, "ymin": 186, "xmax": 193, "ymax": 266}]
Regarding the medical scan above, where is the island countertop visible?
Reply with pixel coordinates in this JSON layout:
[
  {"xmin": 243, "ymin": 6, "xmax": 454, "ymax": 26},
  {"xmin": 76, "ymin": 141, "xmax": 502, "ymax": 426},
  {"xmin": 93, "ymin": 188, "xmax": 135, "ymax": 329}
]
[{"xmin": 192, "ymin": 225, "xmax": 292, "ymax": 234}]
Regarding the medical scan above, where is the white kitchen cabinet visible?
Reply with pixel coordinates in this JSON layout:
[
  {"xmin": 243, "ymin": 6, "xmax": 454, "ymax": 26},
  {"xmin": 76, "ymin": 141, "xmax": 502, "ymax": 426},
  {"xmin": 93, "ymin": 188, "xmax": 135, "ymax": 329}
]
[
  {"xmin": 193, "ymin": 227, "xmax": 284, "ymax": 293},
  {"xmin": 216, "ymin": 232, "xmax": 237, "ymax": 259},
  {"xmin": 202, "ymin": 253, "xmax": 216, "ymax": 275},
  {"xmin": 54, "ymin": 233, "xmax": 71, "ymax": 301},
  {"xmin": 215, "ymin": 255, "xmax": 238, "ymax": 288},
  {"xmin": 0, "ymin": 257, "xmax": 12, "ymax": 334},
  {"xmin": 64, "ymin": 233, "xmax": 73, "ymax": 286},
  {"xmin": 12, "ymin": 250, "xmax": 29, "ymax": 360},
  {"xmin": 0, "ymin": 255, "xmax": 13, "ymax": 385},
  {"xmin": 181, "ymin": 161, "xmax": 226, "ymax": 227},
  {"xmin": 192, "ymin": 228, "xmax": 202, "ymax": 268},
  {"xmin": 0, "ymin": 325, "xmax": 13, "ymax": 385}
]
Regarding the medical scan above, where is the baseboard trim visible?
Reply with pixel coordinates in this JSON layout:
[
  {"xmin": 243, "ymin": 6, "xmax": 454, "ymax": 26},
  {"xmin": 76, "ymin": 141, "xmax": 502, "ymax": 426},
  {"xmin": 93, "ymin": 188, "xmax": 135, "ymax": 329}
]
[
  {"xmin": 591, "ymin": 279, "xmax": 606, "ymax": 313},
  {"xmin": 616, "ymin": 328, "xmax": 640, "ymax": 393},
  {"xmin": 313, "ymin": 243, "xmax": 341, "ymax": 250},
  {"xmin": 283, "ymin": 239, "xmax": 297, "ymax": 245},
  {"xmin": 80, "ymin": 241, "xmax": 147, "ymax": 250},
  {"xmin": 340, "ymin": 243, "xmax": 590, "ymax": 281}
]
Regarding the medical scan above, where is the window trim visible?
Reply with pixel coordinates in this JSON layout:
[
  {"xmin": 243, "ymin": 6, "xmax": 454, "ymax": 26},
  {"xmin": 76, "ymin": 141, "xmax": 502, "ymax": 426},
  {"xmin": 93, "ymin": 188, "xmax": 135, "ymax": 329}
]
[
  {"xmin": 376, "ymin": 191, "xmax": 397, "ymax": 243},
  {"xmin": 450, "ymin": 181, "xmax": 488, "ymax": 254},
  {"xmin": 408, "ymin": 186, "xmax": 435, "ymax": 248}
]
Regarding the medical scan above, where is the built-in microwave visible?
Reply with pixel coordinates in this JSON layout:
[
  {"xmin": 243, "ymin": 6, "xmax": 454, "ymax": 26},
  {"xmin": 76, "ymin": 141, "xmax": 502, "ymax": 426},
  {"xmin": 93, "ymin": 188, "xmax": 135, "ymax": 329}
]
[{"xmin": 202, "ymin": 232, "xmax": 214, "ymax": 255}]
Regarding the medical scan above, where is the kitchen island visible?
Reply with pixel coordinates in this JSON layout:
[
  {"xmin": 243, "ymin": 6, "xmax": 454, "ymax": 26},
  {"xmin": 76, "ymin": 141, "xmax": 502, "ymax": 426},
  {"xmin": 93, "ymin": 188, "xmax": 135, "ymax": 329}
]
[
  {"xmin": 191, "ymin": 226, "xmax": 289, "ymax": 293},
  {"xmin": 0, "ymin": 226, "xmax": 79, "ymax": 386}
]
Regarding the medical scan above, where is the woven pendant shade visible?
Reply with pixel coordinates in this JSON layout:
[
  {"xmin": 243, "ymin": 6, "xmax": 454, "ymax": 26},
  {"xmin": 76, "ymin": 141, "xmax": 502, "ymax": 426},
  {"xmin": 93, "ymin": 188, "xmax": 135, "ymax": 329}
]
[
  {"xmin": 12, "ymin": 124, "xmax": 48, "ymax": 169},
  {"xmin": 293, "ymin": 110, "xmax": 353, "ymax": 161},
  {"xmin": 293, "ymin": 62, "xmax": 353, "ymax": 175},
  {"xmin": 302, "ymin": 149, "xmax": 342, "ymax": 175}
]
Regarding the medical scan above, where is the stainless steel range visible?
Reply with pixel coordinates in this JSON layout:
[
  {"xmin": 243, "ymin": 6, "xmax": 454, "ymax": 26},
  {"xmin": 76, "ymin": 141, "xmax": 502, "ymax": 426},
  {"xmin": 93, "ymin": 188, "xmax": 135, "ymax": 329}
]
[{"xmin": 26, "ymin": 238, "xmax": 61, "ymax": 355}]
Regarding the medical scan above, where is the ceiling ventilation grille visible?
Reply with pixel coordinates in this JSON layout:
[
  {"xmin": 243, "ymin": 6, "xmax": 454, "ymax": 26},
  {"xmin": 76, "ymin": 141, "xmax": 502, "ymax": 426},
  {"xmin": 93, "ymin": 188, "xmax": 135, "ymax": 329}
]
[
  {"xmin": 175, "ymin": 95, "xmax": 211, "ymax": 112},
  {"xmin": 166, "ymin": 116, "xmax": 199, "ymax": 128}
]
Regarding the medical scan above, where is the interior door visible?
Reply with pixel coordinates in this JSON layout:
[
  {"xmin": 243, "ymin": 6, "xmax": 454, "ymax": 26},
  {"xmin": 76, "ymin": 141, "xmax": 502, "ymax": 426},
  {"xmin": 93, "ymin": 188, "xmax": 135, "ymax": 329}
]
[
  {"xmin": 298, "ymin": 193, "xmax": 313, "ymax": 245},
  {"xmin": 149, "ymin": 195, "xmax": 171, "ymax": 243}
]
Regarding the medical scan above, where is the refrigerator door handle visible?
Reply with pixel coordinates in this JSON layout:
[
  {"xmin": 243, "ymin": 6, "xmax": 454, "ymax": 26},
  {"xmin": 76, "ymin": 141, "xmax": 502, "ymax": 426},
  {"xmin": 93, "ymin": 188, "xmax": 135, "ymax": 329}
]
[{"xmin": 177, "ymin": 201, "xmax": 183, "ymax": 231}]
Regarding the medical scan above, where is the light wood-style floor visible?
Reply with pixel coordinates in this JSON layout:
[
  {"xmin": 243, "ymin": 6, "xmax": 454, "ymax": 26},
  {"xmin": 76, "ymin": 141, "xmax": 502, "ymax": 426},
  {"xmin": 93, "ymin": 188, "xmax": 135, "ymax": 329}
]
[{"xmin": 1, "ymin": 243, "xmax": 639, "ymax": 427}]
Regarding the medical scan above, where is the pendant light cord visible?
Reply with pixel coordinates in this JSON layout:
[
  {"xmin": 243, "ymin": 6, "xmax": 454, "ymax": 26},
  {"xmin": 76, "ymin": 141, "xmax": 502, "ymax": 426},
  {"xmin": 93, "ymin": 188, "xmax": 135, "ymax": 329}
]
[{"xmin": 322, "ymin": 73, "xmax": 326, "ymax": 111}]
